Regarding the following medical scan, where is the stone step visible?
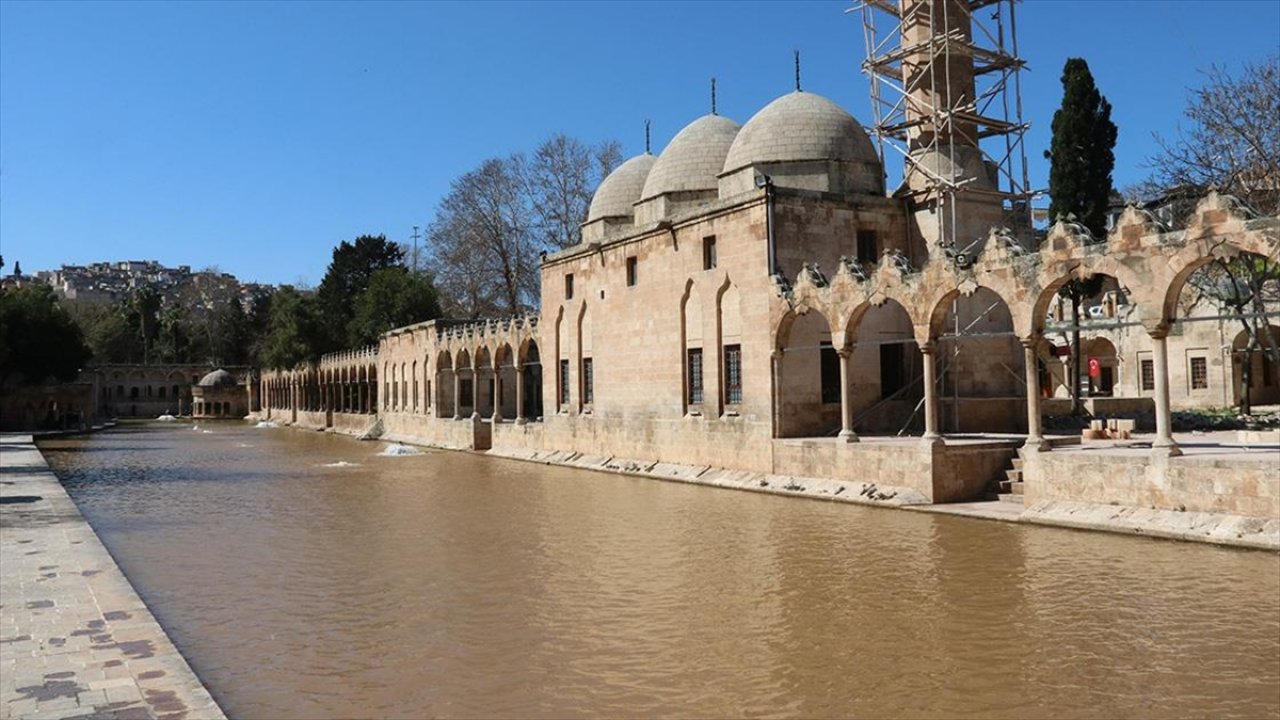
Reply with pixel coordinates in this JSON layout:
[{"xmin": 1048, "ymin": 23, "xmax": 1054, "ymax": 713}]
[
  {"xmin": 1005, "ymin": 468, "xmax": 1023, "ymax": 482},
  {"xmin": 1011, "ymin": 458, "xmax": 1023, "ymax": 470},
  {"xmin": 997, "ymin": 480, "xmax": 1026, "ymax": 494},
  {"xmin": 997, "ymin": 493, "xmax": 1025, "ymax": 504}
]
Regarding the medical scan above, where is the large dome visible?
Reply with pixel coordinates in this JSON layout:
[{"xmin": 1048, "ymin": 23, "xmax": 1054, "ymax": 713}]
[
  {"xmin": 641, "ymin": 114, "xmax": 741, "ymax": 200},
  {"xmin": 722, "ymin": 91, "xmax": 878, "ymax": 175},
  {"xmin": 586, "ymin": 153, "xmax": 657, "ymax": 223},
  {"xmin": 197, "ymin": 369, "xmax": 237, "ymax": 387}
]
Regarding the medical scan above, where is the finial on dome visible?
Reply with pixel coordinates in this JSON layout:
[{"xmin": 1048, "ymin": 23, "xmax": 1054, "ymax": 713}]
[
  {"xmin": 711, "ymin": 77, "xmax": 717, "ymax": 115},
  {"xmin": 794, "ymin": 50, "xmax": 801, "ymax": 92},
  {"xmin": 645, "ymin": 119, "xmax": 651, "ymax": 154}
]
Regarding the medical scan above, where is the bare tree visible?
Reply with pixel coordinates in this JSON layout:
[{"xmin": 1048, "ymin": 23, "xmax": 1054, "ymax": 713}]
[
  {"xmin": 427, "ymin": 134, "xmax": 622, "ymax": 317},
  {"xmin": 1183, "ymin": 251, "xmax": 1280, "ymax": 414},
  {"xmin": 526, "ymin": 135, "xmax": 624, "ymax": 250},
  {"xmin": 428, "ymin": 156, "xmax": 538, "ymax": 318},
  {"xmin": 1144, "ymin": 56, "xmax": 1280, "ymax": 216}
]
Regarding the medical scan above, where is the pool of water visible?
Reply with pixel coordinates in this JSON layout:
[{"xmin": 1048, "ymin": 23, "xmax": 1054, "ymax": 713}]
[{"xmin": 40, "ymin": 422, "xmax": 1280, "ymax": 719}]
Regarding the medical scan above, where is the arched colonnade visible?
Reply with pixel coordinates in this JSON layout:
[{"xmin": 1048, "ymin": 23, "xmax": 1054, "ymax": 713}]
[{"xmin": 776, "ymin": 192, "xmax": 1278, "ymax": 456}]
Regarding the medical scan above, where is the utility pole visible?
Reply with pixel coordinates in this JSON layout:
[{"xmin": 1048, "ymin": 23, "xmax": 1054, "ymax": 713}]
[{"xmin": 411, "ymin": 225, "xmax": 421, "ymax": 275}]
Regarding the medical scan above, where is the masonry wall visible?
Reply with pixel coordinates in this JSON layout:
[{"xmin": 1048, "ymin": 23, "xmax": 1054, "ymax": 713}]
[{"xmin": 1023, "ymin": 451, "xmax": 1279, "ymax": 518}]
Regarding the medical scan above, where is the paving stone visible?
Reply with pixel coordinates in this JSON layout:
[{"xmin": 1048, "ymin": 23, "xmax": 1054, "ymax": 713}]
[{"xmin": 2, "ymin": 437, "xmax": 226, "ymax": 720}]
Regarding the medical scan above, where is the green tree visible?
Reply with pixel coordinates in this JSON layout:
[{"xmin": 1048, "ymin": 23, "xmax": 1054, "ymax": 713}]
[
  {"xmin": 258, "ymin": 286, "xmax": 322, "ymax": 370},
  {"xmin": 348, "ymin": 267, "xmax": 443, "ymax": 346},
  {"xmin": 0, "ymin": 285, "xmax": 92, "ymax": 387},
  {"xmin": 1045, "ymin": 58, "xmax": 1118, "ymax": 238},
  {"xmin": 63, "ymin": 300, "xmax": 137, "ymax": 363},
  {"xmin": 316, "ymin": 235, "xmax": 405, "ymax": 353},
  {"xmin": 205, "ymin": 295, "xmax": 248, "ymax": 366},
  {"xmin": 155, "ymin": 305, "xmax": 193, "ymax": 364},
  {"xmin": 128, "ymin": 284, "xmax": 162, "ymax": 364}
]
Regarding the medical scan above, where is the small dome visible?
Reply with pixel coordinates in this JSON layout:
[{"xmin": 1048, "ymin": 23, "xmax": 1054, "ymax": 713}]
[
  {"xmin": 722, "ymin": 91, "xmax": 878, "ymax": 175},
  {"xmin": 641, "ymin": 114, "xmax": 741, "ymax": 200},
  {"xmin": 586, "ymin": 153, "xmax": 657, "ymax": 223},
  {"xmin": 197, "ymin": 369, "xmax": 237, "ymax": 387}
]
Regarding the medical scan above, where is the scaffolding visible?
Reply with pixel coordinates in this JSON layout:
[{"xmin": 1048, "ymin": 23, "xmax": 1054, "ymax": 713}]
[{"xmin": 855, "ymin": 0, "xmax": 1034, "ymax": 249}]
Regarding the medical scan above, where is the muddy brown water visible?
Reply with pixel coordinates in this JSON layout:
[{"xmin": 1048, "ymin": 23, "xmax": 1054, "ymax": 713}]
[{"xmin": 39, "ymin": 422, "xmax": 1280, "ymax": 719}]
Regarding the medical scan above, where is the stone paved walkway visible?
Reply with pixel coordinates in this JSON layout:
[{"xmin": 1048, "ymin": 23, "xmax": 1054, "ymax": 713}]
[{"xmin": 1, "ymin": 435, "xmax": 225, "ymax": 720}]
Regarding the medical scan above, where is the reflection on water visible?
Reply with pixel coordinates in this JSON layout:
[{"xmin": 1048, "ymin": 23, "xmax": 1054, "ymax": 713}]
[{"xmin": 40, "ymin": 423, "xmax": 1280, "ymax": 719}]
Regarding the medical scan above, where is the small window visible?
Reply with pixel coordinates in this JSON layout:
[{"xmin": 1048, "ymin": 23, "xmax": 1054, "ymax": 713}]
[
  {"xmin": 1190, "ymin": 357, "xmax": 1208, "ymax": 390},
  {"xmin": 703, "ymin": 236, "xmax": 717, "ymax": 270},
  {"xmin": 724, "ymin": 344, "xmax": 742, "ymax": 405},
  {"xmin": 687, "ymin": 348, "xmax": 704, "ymax": 405},
  {"xmin": 820, "ymin": 343, "xmax": 841, "ymax": 404},
  {"xmin": 582, "ymin": 358, "xmax": 594, "ymax": 405},
  {"xmin": 1140, "ymin": 359, "xmax": 1155, "ymax": 391},
  {"xmin": 857, "ymin": 230, "xmax": 878, "ymax": 265},
  {"xmin": 559, "ymin": 359, "xmax": 570, "ymax": 406},
  {"xmin": 626, "ymin": 257, "xmax": 638, "ymax": 287},
  {"xmin": 158, "ymin": 386, "xmax": 167, "ymax": 399},
  {"xmin": 565, "ymin": 273, "xmax": 575, "ymax": 299}
]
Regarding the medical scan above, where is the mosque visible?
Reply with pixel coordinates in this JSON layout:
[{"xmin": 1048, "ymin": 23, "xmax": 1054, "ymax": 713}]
[{"xmin": 258, "ymin": 0, "xmax": 1278, "ymax": 535}]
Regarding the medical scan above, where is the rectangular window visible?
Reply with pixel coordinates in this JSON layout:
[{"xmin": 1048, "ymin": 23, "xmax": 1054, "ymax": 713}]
[
  {"xmin": 158, "ymin": 386, "xmax": 167, "ymax": 399},
  {"xmin": 724, "ymin": 344, "xmax": 742, "ymax": 405},
  {"xmin": 703, "ymin": 236, "xmax": 717, "ymax": 270},
  {"xmin": 687, "ymin": 348, "xmax": 704, "ymax": 405},
  {"xmin": 565, "ymin": 273, "xmax": 574, "ymax": 299},
  {"xmin": 820, "ymin": 343, "xmax": 841, "ymax": 404},
  {"xmin": 856, "ymin": 230, "xmax": 878, "ymax": 265},
  {"xmin": 1140, "ymin": 359, "xmax": 1155, "ymax": 391},
  {"xmin": 1190, "ymin": 356, "xmax": 1208, "ymax": 390},
  {"xmin": 582, "ymin": 358, "xmax": 594, "ymax": 405},
  {"xmin": 559, "ymin": 359, "xmax": 570, "ymax": 406},
  {"xmin": 626, "ymin": 256, "xmax": 638, "ymax": 287}
]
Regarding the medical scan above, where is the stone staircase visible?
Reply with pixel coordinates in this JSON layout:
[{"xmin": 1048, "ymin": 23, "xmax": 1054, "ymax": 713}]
[{"xmin": 987, "ymin": 453, "xmax": 1024, "ymax": 504}]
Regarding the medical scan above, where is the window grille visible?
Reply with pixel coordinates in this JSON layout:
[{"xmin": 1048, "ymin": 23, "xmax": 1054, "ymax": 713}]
[
  {"xmin": 1140, "ymin": 359, "xmax": 1155, "ymax": 391},
  {"xmin": 724, "ymin": 344, "xmax": 742, "ymax": 405},
  {"xmin": 559, "ymin": 359, "xmax": 570, "ymax": 406},
  {"xmin": 583, "ymin": 358, "xmax": 594, "ymax": 404},
  {"xmin": 687, "ymin": 348, "xmax": 704, "ymax": 405},
  {"xmin": 1190, "ymin": 357, "xmax": 1208, "ymax": 390}
]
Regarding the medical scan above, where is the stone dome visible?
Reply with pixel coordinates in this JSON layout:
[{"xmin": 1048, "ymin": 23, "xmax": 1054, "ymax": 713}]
[
  {"xmin": 641, "ymin": 114, "xmax": 741, "ymax": 200},
  {"xmin": 197, "ymin": 369, "xmax": 237, "ymax": 387},
  {"xmin": 586, "ymin": 153, "xmax": 657, "ymax": 222},
  {"xmin": 722, "ymin": 91, "xmax": 879, "ymax": 175}
]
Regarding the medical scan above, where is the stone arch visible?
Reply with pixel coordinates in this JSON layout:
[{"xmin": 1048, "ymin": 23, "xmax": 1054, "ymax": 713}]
[
  {"xmin": 844, "ymin": 298, "xmax": 924, "ymax": 434},
  {"xmin": 681, "ymin": 279, "xmax": 703, "ymax": 412},
  {"xmin": 716, "ymin": 277, "xmax": 743, "ymax": 410},
  {"xmin": 776, "ymin": 307, "xmax": 839, "ymax": 437},
  {"xmin": 520, "ymin": 340, "xmax": 543, "ymax": 421},
  {"xmin": 924, "ymin": 286, "xmax": 1026, "ymax": 433},
  {"xmin": 436, "ymin": 350, "xmax": 455, "ymax": 418},
  {"xmin": 1030, "ymin": 262, "xmax": 1147, "ymax": 338},
  {"xmin": 454, "ymin": 349, "xmax": 473, "ymax": 417}
]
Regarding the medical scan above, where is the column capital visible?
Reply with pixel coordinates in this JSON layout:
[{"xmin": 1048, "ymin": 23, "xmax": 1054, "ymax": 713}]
[
  {"xmin": 1020, "ymin": 336, "xmax": 1041, "ymax": 350},
  {"xmin": 835, "ymin": 346, "xmax": 852, "ymax": 360},
  {"xmin": 918, "ymin": 340, "xmax": 936, "ymax": 354},
  {"xmin": 1142, "ymin": 319, "xmax": 1171, "ymax": 339}
]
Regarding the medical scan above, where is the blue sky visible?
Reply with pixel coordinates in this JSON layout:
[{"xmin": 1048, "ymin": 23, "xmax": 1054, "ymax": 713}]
[{"xmin": 2, "ymin": 0, "xmax": 1277, "ymax": 286}]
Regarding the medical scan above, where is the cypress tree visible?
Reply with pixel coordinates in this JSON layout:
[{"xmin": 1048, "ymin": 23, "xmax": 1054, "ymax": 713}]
[{"xmin": 1045, "ymin": 58, "xmax": 1118, "ymax": 238}]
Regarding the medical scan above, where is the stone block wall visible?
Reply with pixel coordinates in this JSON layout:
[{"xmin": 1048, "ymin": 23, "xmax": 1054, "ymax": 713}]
[{"xmin": 1023, "ymin": 451, "xmax": 1279, "ymax": 519}]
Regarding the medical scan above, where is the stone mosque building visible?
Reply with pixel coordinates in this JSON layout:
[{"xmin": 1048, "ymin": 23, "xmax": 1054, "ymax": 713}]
[{"xmin": 259, "ymin": 0, "xmax": 1278, "ymax": 529}]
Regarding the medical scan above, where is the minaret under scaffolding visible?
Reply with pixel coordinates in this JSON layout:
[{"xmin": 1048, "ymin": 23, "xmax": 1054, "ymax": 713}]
[{"xmin": 858, "ymin": 0, "xmax": 1033, "ymax": 253}]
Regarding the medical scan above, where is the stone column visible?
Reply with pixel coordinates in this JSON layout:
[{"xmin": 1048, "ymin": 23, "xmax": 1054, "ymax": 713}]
[
  {"xmin": 453, "ymin": 371, "xmax": 462, "ymax": 420},
  {"xmin": 837, "ymin": 348, "xmax": 858, "ymax": 443},
  {"xmin": 1149, "ymin": 328, "xmax": 1182, "ymax": 456},
  {"xmin": 920, "ymin": 342, "xmax": 941, "ymax": 441},
  {"xmin": 471, "ymin": 364, "xmax": 481, "ymax": 420},
  {"xmin": 515, "ymin": 364, "xmax": 526, "ymax": 425},
  {"xmin": 492, "ymin": 371, "xmax": 503, "ymax": 423},
  {"xmin": 1022, "ymin": 339, "xmax": 1049, "ymax": 451}
]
